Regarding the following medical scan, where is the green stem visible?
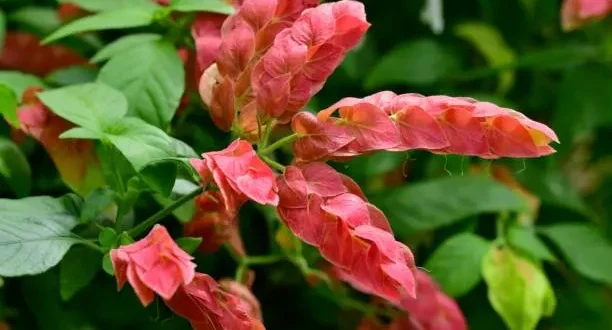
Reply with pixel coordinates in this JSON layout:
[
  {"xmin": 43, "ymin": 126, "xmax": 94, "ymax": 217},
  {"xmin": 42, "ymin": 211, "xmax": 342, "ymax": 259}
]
[
  {"xmin": 74, "ymin": 235, "xmax": 104, "ymax": 253},
  {"xmin": 261, "ymin": 155, "xmax": 286, "ymax": 172},
  {"xmin": 496, "ymin": 211, "xmax": 509, "ymax": 243},
  {"xmin": 261, "ymin": 119, "xmax": 275, "ymax": 147},
  {"xmin": 127, "ymin": 187, "xmax": 203, "ymax": 237},
  {"xmin": 245, "ymin": 255, "xmax": 285, "ymax": 265},
  {"xmin": 258, "ymin": 133, "xmax": 299, "ymax": 155}
]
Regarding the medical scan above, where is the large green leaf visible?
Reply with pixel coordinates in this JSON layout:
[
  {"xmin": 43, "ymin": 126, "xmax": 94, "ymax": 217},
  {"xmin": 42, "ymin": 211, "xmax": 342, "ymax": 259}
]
[
  {"xmin": 46, "ymin": 66, "xmax": 98, "ymax": 86},
  {"xmin": 365, "ymin": 39, "xmax": 459, "ymax": 89},
  {"xmin": 38, "ymin": 82, "xmax": 128, "ymax": 133},
  {"xmin": 454, "ymin": 22, "xmax": 516, "ymax": 94},
  {"xmin": 541, "ymin": 223, "xmax": 612, "ymax": 285},
  {"xmin": 58, "ymin": 0, "xmax": 155, "ymax": 12},
  {"xmin": 103, "ymin": 117, "xmax": 176, "ymax": 170},
  {"xmin": 170, "ymin": 0, "xmax": 234, "ymax": 14},
  {"xmin": 0, "ymin": 137, "xmax": 31, "ymax": 197},
  {"xmin": 43, "ymin": 5, "xmax": 161, "ymax": 44},
  {"xmin": 371, "ymin": 175, "xmax": 528, "ymax": 236},
  {"xmin": 0, "ymin": 71, "xmax": 45, "ymax": 102},
  {"xmin": 482, "ymin": 246, "xmax": 557, "ymax": 330},
  {"xmin": 425, "ymin": 232, "xmax": 490, "ymax": 297},
  {"xmin": 98, "ymin": 40, "xmax": 185, "ymax": 129},
  {"xmin": 0, "ymin": 196, "xmax": 81, "ymax": 277},
  {"xmin": 0, "ymin": 84, "xmax": 18, "ymax": 127},
  {"xmin": 90, "ymin": 33, "xmax": 162, "ymax": 63},
  {"xmin": 10, "ymin": 7, "xmax": 61, "ymax": 35},
  {"xmin": 59, "ymin": 246, "xmax": 101, "ymax": 301},
  {"xmin": 508, "ymin": 225, "xmax": 556, "ymax": 262}
]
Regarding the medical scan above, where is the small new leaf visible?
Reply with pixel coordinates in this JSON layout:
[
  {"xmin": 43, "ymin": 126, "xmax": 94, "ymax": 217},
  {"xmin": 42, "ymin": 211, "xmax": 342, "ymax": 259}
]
[{"xmin": 176, "ymin": 237, "xmax": 203, "ymax": 254}]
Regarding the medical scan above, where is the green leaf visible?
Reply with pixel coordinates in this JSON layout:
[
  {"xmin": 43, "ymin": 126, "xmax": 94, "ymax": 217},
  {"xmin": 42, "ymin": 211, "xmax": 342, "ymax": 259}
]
[
  {"xmin": 103, "ymin": 117, "xmax": 176, "ymax": 170},
  {"xmin": 541, "ymin": 223, "xmax": 612, "ymax": 285},
  {"xmin": 176, "ymin": 237, "xmax": 202, "ymax": 254},
  {"xmin": 58, "ymin": 0, "xmax": 156, "ymax": 12},
  {"xmin": 0, "ymin": 8, "xmax": 6, "ymax": 48},
  {"xmin": 371, "ymin": 175, "xmax": 528, "ymax": 236},
  {"xmin": 96, "ymin": 142, "xmax": 137, "ymax": 194},
  {"xmin": 454, "ymin": 22, "xmax": 517, "ymax": 94},
  {"xmin": 170, "ymin": 0, "xmax": 234, "ymax": 14},
  {"xmin": 0, "ymin": 137, "xmax": 31, "ymax": 197},
  {"xmin": 102, "ymin": 253, "xmax": 114, "ymax": 275},
  {"xmin": 154, "ymin": 179, "xmax": 198, "ymax": 223},
  {"xmin": 365, "ymin": 39, "xmax": 459, "ymax": 89},
  {"xmin": 46, "ymin": 66, "xmax": 98, "ymax": 86},
  {"xmin": 43, "ymin": 6, "xmax": 161, "ymax": 44},
  {"xmin": 98, "ymin": 40, "xmax": 185, "ymax": 128},
  {"xmin": 508, "ymin": 225, "xmax": 556, "ymax": 262},
  {"xmin": 38, "ymin": 82, "xmax": 128, "ymax": 132},
  {"xmin": 81, "ymin": 187, "xmax": 116, "ymax": 223},
  {"xmin": 482, "ymin": 246, "xmax": 557, "ymax": 330},
  {"xmin": 140, "ymin": 161, "xmax": 178, "ymax": 197},
  {"xmin": 10, "ymin": 7, "xmax": 61, "ymax": 35},
  {"xmin": 59, "ymin": 127, "xmax": 102, "ymax": 140},
  {"xmin": 0, "ymin": 71, "xmax": 45, "ymax": 102},
  {"xmin": 98, "ymin": 227, "xmax": 118, "ymax": 249},
  {"xmin": 59, "ymin": 246, "xmax": 101, "ymax": 301},
  {"xmin": 90, "ymin": 33, "xmax": 162, "ymax": 63},
  {"xmin": 553, "ymin": 64, "xmax": 612, "ymax": 146},
  {"xmin": 425, "ymin": 232, "xmax": 491, "ymax": 297},
  {"xmin": 0, "ymin": 195, "xmax": 81, "ymax": 277},
  {"xmin": 0, "ymin": 84, "xmax": 18, "ymax": 127}
]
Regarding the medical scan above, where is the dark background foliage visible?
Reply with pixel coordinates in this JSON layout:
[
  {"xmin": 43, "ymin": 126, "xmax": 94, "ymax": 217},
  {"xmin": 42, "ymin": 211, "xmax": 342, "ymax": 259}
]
[{"xmin": 0, "ymin": 0, "xmax": 612, "ymax": 329}]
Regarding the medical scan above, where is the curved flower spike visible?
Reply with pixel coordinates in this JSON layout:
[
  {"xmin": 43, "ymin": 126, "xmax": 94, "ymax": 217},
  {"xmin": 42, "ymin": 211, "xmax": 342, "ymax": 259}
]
[
  {"xmin": 251, "ymin": 0, "xmax": 370, "ymax": 121},
  {"xmin": 293, "ymin": 92, "xmax": 559, "ymax": 162},
  {"xmin": 164, "ymin": 273, "xmax": 265, "ymax": 330},
  {"xmin": 190, "ymin": 139, "xmax": 279, "ymax": 213},
  {"xmin": 276, "ymin": 163, "xmax": 417, "ymax": 307},
  {"xmin": 110, "ymin": 225, "xmax": 196, "ymax": 306}
]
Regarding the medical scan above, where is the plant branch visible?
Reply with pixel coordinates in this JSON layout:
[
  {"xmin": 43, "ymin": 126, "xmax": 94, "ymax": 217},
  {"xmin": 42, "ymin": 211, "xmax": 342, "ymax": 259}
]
[
  {"xmin": 261, "ymin": 155, "xmax": 286, "ymax": 172},
  {"xmin": 258, "ymin": 133, "xmax": 299, "ymax": 155},
  {"xmin": 127, "ymin": 187, "xmax": 203, "ymax": 237}
]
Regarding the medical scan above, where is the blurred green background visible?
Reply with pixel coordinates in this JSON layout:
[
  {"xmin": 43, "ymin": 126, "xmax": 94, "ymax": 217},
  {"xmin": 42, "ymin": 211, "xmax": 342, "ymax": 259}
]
[{"xmin": 1, "ymin": 0, "xmax": 612, "ymax": 329}]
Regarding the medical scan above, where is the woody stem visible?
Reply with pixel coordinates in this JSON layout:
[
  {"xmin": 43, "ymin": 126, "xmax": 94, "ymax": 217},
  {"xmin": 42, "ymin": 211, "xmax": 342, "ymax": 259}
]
[
  {"xmin": 127, "ymin": 187, "xmax": 203, "ymax": 237},
  {"xmin": 258, "ymin": 133, "xmax": 299, "ymax": 155}
]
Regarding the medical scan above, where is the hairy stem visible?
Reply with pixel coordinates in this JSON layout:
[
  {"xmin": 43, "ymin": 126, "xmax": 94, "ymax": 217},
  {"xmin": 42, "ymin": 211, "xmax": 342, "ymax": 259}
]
[{"xmin": 127, "ymin": 187, "xmax": 203, "ymax": 237}]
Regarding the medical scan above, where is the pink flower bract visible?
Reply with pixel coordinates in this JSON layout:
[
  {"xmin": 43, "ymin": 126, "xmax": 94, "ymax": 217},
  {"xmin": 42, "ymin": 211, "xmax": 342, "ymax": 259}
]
[{"xmin": 110, "ymin": 225, "xmax": 196, "ymax": 306}]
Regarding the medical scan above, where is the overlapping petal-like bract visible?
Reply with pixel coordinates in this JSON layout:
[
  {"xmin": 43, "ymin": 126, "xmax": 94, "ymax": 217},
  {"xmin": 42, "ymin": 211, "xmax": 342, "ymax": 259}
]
[
  {"xmin": 110, "ymin": 225, "xmax": 197, "ymax": 306},
  {"xmin": 164, "ymin": 273, "xmax": 265, "ymax": 330},
  {"xmin": 0, "ymin": 32, "xmax": 88, "ymax": 76},
  {"xmin": 199, "ymin": 0, "xmax": 320, "ymax": 133},
  {"xmin": 401, "ymin": 270, "xmax": 467, "ymax": 330},
  {"xmin": 293, "ymin": 91, "xmax": 559, "ymax": 162},
  {"xmin": 276, "ymin": 162, "xmax": 416, "ymax": 308},
  {"xmin": 561, "ymin": 0, "xmax": 612, "ymax": 30},
  {"xmin": 191, "ymin": 139, "xmax": 279, "ymax": 213},
  {"xmin": 17, "ymin": 87, "xmax": 104, "ymax": 196},
  {"xmin": 251, "ymin": 0, "xmax": 370, "ymax": 121}
]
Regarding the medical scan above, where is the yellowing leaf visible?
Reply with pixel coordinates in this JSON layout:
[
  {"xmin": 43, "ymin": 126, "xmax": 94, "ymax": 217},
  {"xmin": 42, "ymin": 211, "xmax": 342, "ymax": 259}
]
[
  {"xmin": 482, "ymin": 245, "xmax": 556, "ymax": 330},
  {"xmin": 454, "ymin": 22, "xmax": 517, "ymax": 94}
]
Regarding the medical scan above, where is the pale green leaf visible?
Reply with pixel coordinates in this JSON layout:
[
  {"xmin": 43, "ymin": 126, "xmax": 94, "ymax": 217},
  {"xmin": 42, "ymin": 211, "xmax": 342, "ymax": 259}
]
[
  {"xmin": 425, "ymin": 232, "xmax": 490, "ymax": 297},
  {"xmin": 38, "ymin": 82, "xmax": 128, "ymax": 132},
  {"xmin": 170, "ymin": 0, "xmax": 234, "ymax": 14},
  {"xmin": 541, "ymin": 223, "xmax": 612, "ymax": 285},
  {"xmin": 98, "ymin": 40, "xmax": 185, "ymax": 128},
  {"xmin": 44, "ymin": 6, "xmax": 160, "ymax": 44},
  {"xmin": 0, "ymin": 71, "xmax": 45, "ymax": 102},
  {"xmin": 454, "ymin": 22, "xmax": 516, "ymax": 94},
  {"xmin": 371, "ymin": 175, "xmax": 528, "ymax": 236},
  {"xmin": 58, "ymin": 0, "xmax": 156, "ymax": 12},
  {"xmin": 0, "ymin": 137, "xmax": 31, "ymax": 197},
  {"xmin": 482, "ymin": 246, "xmax": 557, "ymax": 330},
  {"xmin": 90, "ymin": 33, "xmax": 162, "ymax": 63},
  {"xmin": 0, "ymin": 195, "xmax": 81, "ymax": 277}
]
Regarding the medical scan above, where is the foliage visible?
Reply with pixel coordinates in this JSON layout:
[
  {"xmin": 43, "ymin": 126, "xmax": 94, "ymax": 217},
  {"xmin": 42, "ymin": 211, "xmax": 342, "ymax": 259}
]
[{"xmin": 0, "ymin": 0, "xmax": 611, "ymax": 330}]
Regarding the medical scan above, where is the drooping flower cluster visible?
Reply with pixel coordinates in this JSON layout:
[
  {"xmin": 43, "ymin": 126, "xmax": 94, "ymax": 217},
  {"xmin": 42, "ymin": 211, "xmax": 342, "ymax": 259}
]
[
  {"xmin": 15, "ymin": 87, "xmax": 104, "ymax": 196},
  {"xmin": 276, "ymin": 162, "xmax": 418, "ymax": 309},
  {"xmin": 190, "ymin": 139, "xmax": 279, "ymax": 213},
  {"xmin": 111, "ymin": 225, "xmax": 263, "ymax": 329},
  {"xmin": 292, "ymin": 92, "xmax": 559, "ymax": 162},
  {"xmin": 561, "ymin": 0, "xmax": 612, "ymax": 30}
]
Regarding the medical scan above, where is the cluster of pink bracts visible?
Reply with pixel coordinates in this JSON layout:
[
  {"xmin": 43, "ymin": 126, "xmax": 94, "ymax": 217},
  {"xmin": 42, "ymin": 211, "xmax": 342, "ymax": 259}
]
[{"xmin": 562, "ymin": 0, "xmax": 612, "ymax": 30}]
